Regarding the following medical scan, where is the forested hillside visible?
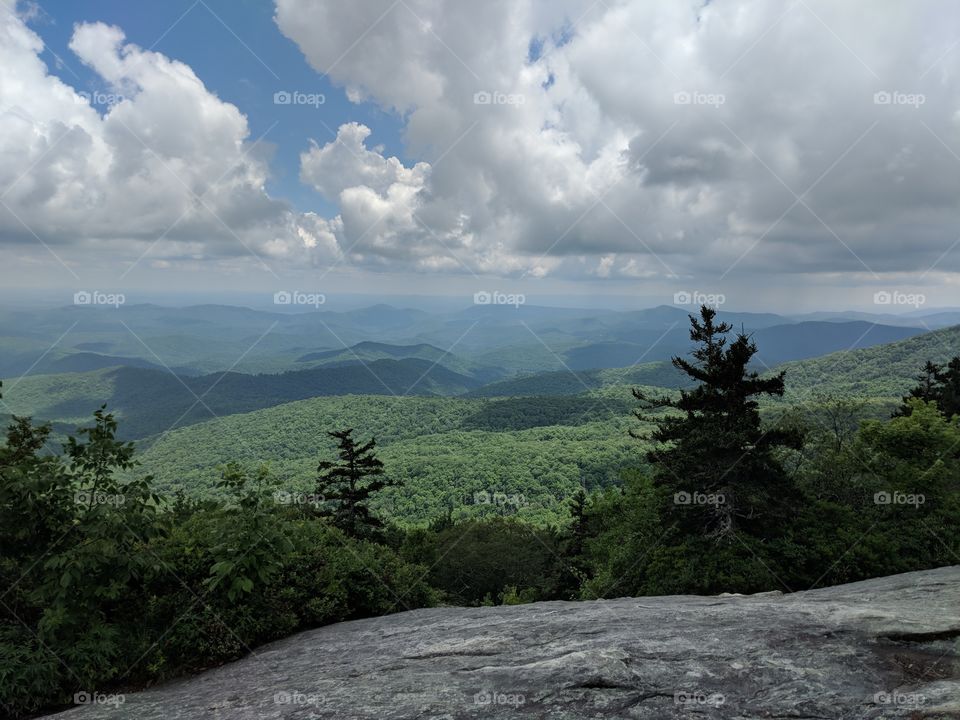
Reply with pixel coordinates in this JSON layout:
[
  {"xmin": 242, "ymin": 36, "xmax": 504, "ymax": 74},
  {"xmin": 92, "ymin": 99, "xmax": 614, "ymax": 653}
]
[
  {"xmin": 1, "ymin": 359, "xmax": 482, "ymax": 439},
  {"xmin": 778, "ymin": 324, "xmax": 960, "ymax": 398},
  {"xmin": 128, "ymin": 394, "xmax": 644, "ymax": 525},
  {"xmin": 5, "ymin": 323, "xmax": 954, "ymax": 527}
]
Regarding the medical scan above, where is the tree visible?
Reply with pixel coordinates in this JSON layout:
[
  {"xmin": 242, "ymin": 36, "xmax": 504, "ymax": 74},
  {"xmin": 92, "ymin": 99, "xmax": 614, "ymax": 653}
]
[
  {"xmin": 566, "ymin": 488, "xmax": 589, "ymax": 559},
  {"xmin": 315, "ymin": 429, "xmax": 397, "ymax": 539},
  {"xmin": 940, "ymin": 357, "xmax": 960, "ymax": 418},
  {"xmin": 815, "ymin": 393, "xmax": 866, "ymax": 453},
  {"xmin": 895, "ymin": 360, "xmax": 945, "ymax": 417},
  {"xmin": 634, "ymin": 305, "xmax": 802, "ymax": 539},
  {"xmin": 896, "ymin": 357, "xmax": 960, "ymax": 419},
  {"xmin": 555, "ymin": 487, "xmax": 590, "ymax": 598}
]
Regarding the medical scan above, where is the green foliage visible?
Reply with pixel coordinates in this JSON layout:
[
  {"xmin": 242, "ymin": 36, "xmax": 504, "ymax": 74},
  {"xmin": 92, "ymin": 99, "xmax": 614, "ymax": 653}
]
[
  {"xmin": 460, "ymin": 395, "xmax": 633, "ymax": 430},
  {"xmin": 0, "ymin": 404, "xmax": 433, "ymax": 719},
  {"xmin": 466, "ymin": 362, "xmax": 689, "ymax": 398},
  {"xmin": 586, "ymin": 396, "xmax": 960, "ymax": 598},
  {"xmin": 402, "ymin": 517, "xmax": 563, "ymax": 606},
  {"xmin": 129, "ymin": 394, "xmax": 646, "ymax": 526},
  {"xmin": 5, "ymin": 331, "xmax": 960, "ymax": 718},
  {"xmin": 203, "ymin": 463, "xmax": 293, "ymax": 601},
  {"xmin": 315, "ymin": 429, "xmax": 397, "ymax": 539},
  {"xmin": 634, "ymin": 306, "xmax": 802, "ymax": 540},
  {"xmin": 0, "ymin": 403, "xmax": 166, "ymax": 718},
  {"xmin": 2, "ymin": 359, "xmax": 482, "ymax": 441},
  {"xmin": 777, "ymin": 324, "xmax": 960, "ymax": 399},
  {"xmin": 585, "ymin": 318, "xmax": 960, "ymax": 598},
  {"xmin": 895, "ymin": 357, "xmax": 960, "ymax": 418}
]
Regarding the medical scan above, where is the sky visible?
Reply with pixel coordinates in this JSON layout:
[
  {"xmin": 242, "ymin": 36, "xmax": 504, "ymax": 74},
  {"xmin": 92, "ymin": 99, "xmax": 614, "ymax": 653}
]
[{"xmin": 0, "ymin": 0, "xmax": 959, "ymax": 312}]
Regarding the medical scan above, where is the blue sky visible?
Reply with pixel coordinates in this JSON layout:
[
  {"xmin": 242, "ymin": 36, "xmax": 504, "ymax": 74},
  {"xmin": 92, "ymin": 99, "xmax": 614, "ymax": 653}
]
[{"xmin": 32, "ymin": 0, "xmax": 406, "ymax": 215}]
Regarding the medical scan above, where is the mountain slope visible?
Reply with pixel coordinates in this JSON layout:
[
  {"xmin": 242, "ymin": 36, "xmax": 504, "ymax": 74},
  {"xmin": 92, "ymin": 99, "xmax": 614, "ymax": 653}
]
[
  {"xmin": 561, "ymin": 320, "xmax": 924, "ymax": 371},
  {"xmin": 751, "ymin": 321, "xmax": 923, "ymax": 366},
  {"xmin": 295, "ymin": 341, "xmax": 506, "ymax": 382},
  {"xmin": 122, "ymin": 390, "xmax": 640, "ymax": 524},
  {"xmin": 778, "ymin": 324, "xmax": 960, "ymax": 398},
  {"xmin": 468, "ymin": 362, "xmax": 689, "ymax": 397},
  {"xmin": 2, "ymin": 359, "xmax": 482, "ymax": 439}
]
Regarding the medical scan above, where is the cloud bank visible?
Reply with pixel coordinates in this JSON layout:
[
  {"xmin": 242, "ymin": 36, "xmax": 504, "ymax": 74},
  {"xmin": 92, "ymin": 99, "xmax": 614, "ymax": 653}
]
[
  {"xmin": 2, "ymin": 0, "xmax": 960, "ymax": 292},
  {"xmin": 277, "ymin": 0, "xmax": 960, "ymax": 282}
]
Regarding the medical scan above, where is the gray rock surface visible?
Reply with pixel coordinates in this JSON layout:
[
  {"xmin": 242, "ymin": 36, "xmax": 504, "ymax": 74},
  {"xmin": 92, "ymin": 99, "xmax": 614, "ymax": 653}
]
[{"xmin": 46, "ymin": 566, "xmax": 960, "ymax": 719}]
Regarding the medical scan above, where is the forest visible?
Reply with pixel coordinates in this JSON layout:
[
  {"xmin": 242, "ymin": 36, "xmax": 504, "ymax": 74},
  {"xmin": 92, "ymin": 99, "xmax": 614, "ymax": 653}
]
[{"xmin": 2, "ymin": 306, "xmax": 959, "ymax": 718}]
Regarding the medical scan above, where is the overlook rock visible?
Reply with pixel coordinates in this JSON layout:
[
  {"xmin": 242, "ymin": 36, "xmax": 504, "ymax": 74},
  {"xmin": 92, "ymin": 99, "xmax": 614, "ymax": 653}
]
[{"xmin": 48, "ymin": 566, "xmax": 960, "ymax": 719}]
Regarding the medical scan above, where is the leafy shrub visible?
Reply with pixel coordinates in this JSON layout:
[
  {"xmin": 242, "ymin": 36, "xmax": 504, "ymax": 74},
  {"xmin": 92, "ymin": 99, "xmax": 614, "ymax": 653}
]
[{"xmin": 0, "ymin": 406, "xmax": 434, "ymax": 719}]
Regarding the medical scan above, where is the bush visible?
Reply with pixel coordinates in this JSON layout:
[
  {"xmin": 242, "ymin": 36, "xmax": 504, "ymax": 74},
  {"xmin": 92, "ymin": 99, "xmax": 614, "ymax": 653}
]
[
  {"xmin": 402, "ymin": 517, "xmax": 562, "ymax": 605},
  {"xmin": 0, "ymin": 410, "xmax": 434, "ymax": 719}
]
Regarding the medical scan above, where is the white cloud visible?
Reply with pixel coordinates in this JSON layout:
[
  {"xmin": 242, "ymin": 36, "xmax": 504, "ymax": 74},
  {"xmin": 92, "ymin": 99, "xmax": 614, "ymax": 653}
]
[
  {"xmin": 0, "ymin": 8, "xmax": 339, "ymax": 274},
  {"xmin": 300, "ymin": 122, "xmax": 430, "ymax": 201},
  {"xmin": 276, "ymin": 0, "xmax": 960, "ymax": 283},
  {"xmin": 4, "ymin": 0, "xmax": 960, "ymax": 294}
]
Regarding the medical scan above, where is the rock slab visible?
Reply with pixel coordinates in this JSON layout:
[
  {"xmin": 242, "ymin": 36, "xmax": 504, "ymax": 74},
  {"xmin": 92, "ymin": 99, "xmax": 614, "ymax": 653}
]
[{"xmin": 45, "ymin": 566, "xmax": 960, "ymax": 719}]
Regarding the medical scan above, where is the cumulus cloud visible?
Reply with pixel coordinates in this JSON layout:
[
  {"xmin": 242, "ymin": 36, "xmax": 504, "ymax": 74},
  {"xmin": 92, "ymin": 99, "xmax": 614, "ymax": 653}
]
[
  {"xmin": 0, "ymin": 7, "xmax": 339, "ymax": 273},
  {"xmin": 4, "ymin": 0, "xmax": 960, "ymax": 294},
  {"xmin": 276, "ymin": 0, "xmax": 960, "ymax": 283}
]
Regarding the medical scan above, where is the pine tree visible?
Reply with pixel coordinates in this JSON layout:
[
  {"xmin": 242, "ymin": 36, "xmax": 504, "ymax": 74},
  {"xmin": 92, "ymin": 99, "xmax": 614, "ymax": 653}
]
[
  {"xmin": 315, "ymin": 428, "xmax": 397, "ymax": 539},
  {"xmin": 566, "ymin": 488, "xmax": 589, "ymax": 559},
  {"xmin": 633, "ymin": 305, "xmax": 802, "ymax": 539},
  {"xmin": 895, "ymin": 360, "xmax": 945, "ymax": 417},
  {"xmin": 939, "ymin": 357, "xmax": 960, "ymax": 418},
  {"xmin": 896, "ymin": 357, "xmax": 960, "ymax": 419}
]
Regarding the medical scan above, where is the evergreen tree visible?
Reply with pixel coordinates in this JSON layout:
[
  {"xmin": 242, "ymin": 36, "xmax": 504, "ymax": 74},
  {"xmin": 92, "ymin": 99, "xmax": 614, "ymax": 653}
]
[
  {"xmin": 315, "ymin": 428, "xmax": 397, "ymax": 539},
  {"xmin": 896, "ymin": 357, "xmax": 960, "ymax": 419},
  {"xmin": 566, "ymin": 488, "xmax": 589, "ymax": 559},
  {"xmin": 895, "ymin": 360, "xmax": 945, "ymax": 417},
  {"xmin": 939, "ymin": 357, "xmax": 960, "ymax": 418},
  {"xmin": 634, "ymin": 305, "xmax": 802, "ymax": 539},
  {"xmin": 557, "ymin": 487, "xmax": 590, "ymax": 598}
]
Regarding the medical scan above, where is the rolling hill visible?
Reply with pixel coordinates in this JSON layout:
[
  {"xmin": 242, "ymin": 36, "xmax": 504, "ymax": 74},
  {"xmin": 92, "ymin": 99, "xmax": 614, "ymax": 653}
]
[
  {"xmin": 37, "ymin": 322, "xmax": 949, "ymax": 525},
  {"xmin": 295, "ymin": 340, "xmax": 506, "ymax": 383},
  {"xmin": 1, "ymin": 359, "xmax": 482, "ymax": 440},
  {"xmin": 125, "ymin": 393, "xmax": 642, "ymax": 526},
  {"xmin": 562, "ymin": 320, "xmax": 924, "ymax": 371},
  {"xmin": 778, "ymin": 323, "xmax": 960, "ymax": 399},
  {"xmin": 0, "ymin": 301, "xmax": 947, "ymax": 380}
]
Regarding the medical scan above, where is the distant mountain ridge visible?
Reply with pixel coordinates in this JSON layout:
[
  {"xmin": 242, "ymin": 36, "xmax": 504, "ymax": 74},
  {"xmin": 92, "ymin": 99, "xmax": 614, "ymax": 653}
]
[
  {"xmin": 1, "ymin": 301, "xmax": 951, "ymax": 379},
  {"xmin": 778, "ymin": 323, "xmax": 960, "ymax": 398},
  {"xmin": 2, "ymin": 358, "xmax": 482, "ymax": 440}
]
